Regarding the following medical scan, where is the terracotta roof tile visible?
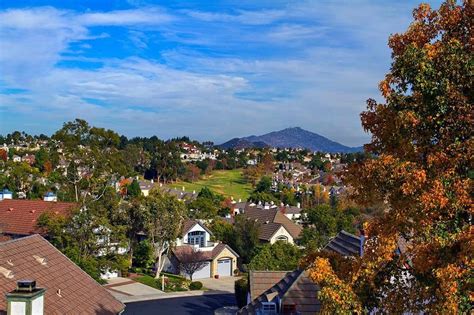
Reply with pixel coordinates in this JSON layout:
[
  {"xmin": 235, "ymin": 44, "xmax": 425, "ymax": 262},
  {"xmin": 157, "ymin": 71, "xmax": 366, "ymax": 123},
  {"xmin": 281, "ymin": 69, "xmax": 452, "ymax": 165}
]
[
  {"xmin": 0, "ymin": 235, "xmax": 124, "ymax": 315},
  {"xmin": 0, "ymin": 200, "xmax": 77, "ymax": 236}
]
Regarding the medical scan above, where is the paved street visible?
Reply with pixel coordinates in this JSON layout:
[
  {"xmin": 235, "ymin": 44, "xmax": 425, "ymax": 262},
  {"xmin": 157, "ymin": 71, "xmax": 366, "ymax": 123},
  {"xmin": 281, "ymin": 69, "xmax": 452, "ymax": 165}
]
[{"xmin": 122, "ymin": 294, "xmax": 237, "ymax": 315}]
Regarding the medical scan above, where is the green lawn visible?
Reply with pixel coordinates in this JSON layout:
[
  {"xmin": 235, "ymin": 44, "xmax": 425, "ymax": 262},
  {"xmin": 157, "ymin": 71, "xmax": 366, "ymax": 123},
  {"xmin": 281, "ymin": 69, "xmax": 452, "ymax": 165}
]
[{"xmin": 168, "ymin": 169, "xmax": 252, "ymax": 200}]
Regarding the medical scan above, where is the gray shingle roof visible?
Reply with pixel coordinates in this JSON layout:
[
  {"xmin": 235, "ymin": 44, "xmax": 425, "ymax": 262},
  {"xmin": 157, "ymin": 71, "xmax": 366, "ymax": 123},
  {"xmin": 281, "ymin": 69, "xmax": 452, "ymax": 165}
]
[
  {"xmin": 239, "ymin": 270, "xmax": 320, "ymax": 315},
  {"xmin": 325, "ymin": 230, "xmax": 364, "ymax": 257}
]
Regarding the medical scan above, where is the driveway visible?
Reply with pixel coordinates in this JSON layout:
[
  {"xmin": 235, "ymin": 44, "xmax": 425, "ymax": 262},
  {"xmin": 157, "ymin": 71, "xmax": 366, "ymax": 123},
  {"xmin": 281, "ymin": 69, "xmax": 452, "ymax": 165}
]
[
  {"xmin": 199, "ymin": 276, "xmax": 240, "ymax": 293},
  {"xmin": 123, "ymin": 294, "xmax": 236, "ymax": 315},
  {"xmin": 104, "ymin": 277, "xmax": 165, "ymax": 301}
]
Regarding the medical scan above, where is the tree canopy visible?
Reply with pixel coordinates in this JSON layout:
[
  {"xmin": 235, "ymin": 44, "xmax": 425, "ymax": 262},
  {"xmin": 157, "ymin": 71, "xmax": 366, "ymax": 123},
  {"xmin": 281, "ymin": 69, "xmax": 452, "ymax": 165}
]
[{"xmin": 306, "ymin": 2, "xmax": 473, "ymax": 313}]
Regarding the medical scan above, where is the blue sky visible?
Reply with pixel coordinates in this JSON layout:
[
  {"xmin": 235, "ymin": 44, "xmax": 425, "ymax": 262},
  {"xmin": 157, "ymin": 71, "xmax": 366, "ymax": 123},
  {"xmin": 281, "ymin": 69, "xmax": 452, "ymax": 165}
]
[{"xmin": 0, "ymin": 0, "xmax": 441, "ymax": 146}]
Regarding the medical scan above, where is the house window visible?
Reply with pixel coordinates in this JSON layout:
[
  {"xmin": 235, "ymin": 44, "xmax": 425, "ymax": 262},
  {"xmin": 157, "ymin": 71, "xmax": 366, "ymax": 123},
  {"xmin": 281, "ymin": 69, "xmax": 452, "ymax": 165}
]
[
  {"xmin": 261, "ymin": 302, "xmax": 277, "ymax": 315},
  {"xmin": 187, "ymin": 231, "xmax": 205, "ymax": 247},
  {"xmin": 276, "ymin": 235, "xmax": 288, "ymax": 242}
]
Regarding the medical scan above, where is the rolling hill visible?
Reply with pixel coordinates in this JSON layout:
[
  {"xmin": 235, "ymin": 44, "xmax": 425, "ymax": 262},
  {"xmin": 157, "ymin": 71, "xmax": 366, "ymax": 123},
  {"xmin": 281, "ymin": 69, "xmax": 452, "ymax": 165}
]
[{"xmin": 219, "ymin": 127, "xmax": 362, "ymax": 153}]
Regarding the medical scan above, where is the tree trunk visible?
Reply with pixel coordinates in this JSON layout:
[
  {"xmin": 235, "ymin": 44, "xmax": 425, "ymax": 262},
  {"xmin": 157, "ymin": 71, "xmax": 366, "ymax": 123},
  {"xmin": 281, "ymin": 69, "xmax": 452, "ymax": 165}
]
[{"xmin": 154, "ymin": 242, "xmax": 169, "ymax": 279}]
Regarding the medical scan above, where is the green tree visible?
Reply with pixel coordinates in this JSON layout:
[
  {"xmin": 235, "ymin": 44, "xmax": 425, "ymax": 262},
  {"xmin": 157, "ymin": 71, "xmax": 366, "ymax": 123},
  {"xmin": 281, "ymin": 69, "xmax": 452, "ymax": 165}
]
[
  {"xmin": 146, "ymin": 191, "xmax": 186, "ymax": 278},
  {"xmin": 127, "ymin": 179, "xmax": 141, "ymax": 198},
  {"xmin": 248, "ymin": 241, "xmax": 302, "ymax": 271},
  {"xmin": 233, "ymin": 216, "xmax": 261, "ymax": 264},
  {"xmin": 255, "ymin": 176, "xmax": 272, "ymax": 193}
]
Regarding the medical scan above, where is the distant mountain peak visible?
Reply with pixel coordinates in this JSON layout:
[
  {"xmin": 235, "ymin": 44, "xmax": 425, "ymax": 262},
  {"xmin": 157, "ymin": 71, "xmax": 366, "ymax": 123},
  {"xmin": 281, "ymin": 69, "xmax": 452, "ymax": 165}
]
[{"xmin": 219, "ymin": 127, "xmax": 362, "ymax": 153}]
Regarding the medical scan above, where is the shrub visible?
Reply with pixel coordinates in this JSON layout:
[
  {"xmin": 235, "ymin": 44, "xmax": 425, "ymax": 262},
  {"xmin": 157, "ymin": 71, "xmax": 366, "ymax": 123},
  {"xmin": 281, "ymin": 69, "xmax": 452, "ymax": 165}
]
[
  {"xmin": 235, "ymin": 278, "xmax": 249, "ymax": 308},
  {"xmin": 189, "ymin": 281, "xmax": 203, "ymax": 290}
]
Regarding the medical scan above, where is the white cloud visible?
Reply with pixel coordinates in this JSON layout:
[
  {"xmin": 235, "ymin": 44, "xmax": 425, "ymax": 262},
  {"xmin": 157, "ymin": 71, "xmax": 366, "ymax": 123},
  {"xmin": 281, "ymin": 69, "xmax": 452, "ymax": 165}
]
[
  {"xmin": 0, "ymin": 1, "xmax": 440, "ymax": 145},
  {"xmin": 184, "ymin": 9, "xmax": 285, "ymax": 25},
  {"xmin": 79, "ymin": 8, "xmax": 174, "ymax": 26}
]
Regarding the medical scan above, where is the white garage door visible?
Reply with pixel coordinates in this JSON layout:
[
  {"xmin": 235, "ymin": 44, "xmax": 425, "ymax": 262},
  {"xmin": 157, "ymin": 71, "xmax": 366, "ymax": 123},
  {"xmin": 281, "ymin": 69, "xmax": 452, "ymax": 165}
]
[
  {"xmin": 192, "ymin": 261, "xmax": 211, "ymax": 279},
  {"xmin": 217, "ymin": 259, "xmax": 232, "ymax": 276}
]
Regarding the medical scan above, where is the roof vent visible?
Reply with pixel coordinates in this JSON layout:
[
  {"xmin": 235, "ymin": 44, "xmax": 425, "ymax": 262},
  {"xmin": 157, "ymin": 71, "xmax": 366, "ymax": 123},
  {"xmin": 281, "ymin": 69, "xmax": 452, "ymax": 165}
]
[
  {"xmin": 30, "ymin": 210, "xmax": 36, "ymax": 213},
  {"xmin": 0, "ymin": 266, "xmax": 14, "ymax": 279},
  {"xmin": 7, "ymin": 207, "xmax": 13, "ymax": 212},
  {"xmin": 56, "ymin": 288, "xmax": 62, "ymax": 297},
  {"xmin": 6, "ymin": 259, "xmax": 13, "ymax": 266},
  {"xmin": 33, "ymin": 255, "xmax": 47, "ymax": 266}
]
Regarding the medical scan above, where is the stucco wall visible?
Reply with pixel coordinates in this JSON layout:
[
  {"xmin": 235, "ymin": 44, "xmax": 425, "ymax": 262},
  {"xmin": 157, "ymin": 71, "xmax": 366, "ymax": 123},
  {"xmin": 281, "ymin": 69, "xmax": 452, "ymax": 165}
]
[
  {"xmin": 211, "ymin": 247, "xmax": 238, "ymax": 277},
  {"xmin": 269, "ymin": 226, "xmax": 294, "ymax": 244}
]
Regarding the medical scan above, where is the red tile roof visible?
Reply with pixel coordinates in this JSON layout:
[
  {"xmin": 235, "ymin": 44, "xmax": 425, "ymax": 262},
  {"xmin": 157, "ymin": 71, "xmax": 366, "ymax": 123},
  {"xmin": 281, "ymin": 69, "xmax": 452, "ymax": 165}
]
[
  {"xmin": 0, "ymin": 200, "xmax": 77, "ymax": 236},
  {"xmin": 0, "ymin": 235, "xmax": 124, "ymax": 315}
]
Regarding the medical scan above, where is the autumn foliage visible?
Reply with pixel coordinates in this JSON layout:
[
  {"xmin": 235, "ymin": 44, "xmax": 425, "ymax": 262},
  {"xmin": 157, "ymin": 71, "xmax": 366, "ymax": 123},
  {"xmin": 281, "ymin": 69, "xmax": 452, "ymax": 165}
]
[{"xmin": 306, "ymin": 1, "xmax": 473, "ymax": 313}]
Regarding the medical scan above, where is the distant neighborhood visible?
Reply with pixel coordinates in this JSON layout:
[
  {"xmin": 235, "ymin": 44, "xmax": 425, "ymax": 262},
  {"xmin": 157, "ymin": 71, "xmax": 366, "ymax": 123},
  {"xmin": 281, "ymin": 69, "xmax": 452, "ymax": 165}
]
[{"xmin": 0, "ymin": 120, "xmax": 369, "ymax": 314}]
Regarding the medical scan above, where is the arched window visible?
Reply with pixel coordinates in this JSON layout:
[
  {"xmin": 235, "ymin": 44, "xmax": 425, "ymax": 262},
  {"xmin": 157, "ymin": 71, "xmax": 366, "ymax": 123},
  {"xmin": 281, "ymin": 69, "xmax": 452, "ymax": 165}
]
[{"xmin": 276, "ymin": 235, "xmax": 288, "ymax": 242}]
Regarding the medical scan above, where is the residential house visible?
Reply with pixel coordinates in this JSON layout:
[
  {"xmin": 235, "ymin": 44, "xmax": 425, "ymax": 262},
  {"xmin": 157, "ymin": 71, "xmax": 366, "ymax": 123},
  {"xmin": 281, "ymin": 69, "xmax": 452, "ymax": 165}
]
[
  {"xmin": 166, "ymin": 219, "xmax": 239, "ymax": 279},
  {"xmin": 0, "ymin": 198, "xmax": 76, "ymax": 240},
  {"xmin": 160, "ymin": 186, "xmax": 198, "ymax": 202},
  {"xmin": 21, "ymin": 154, "xmax": 35, "ymax": 166},
  {"xmin": 238, "ymin": 206, "xmax": 302, "ymax": 244},
  {"xmin": 138, "ymin": 179, "xmax": 155, "ymax": 197},
  {"xmin": 239, "ymin": 270, "xmax": 321, "ymax": 314},
  {"xmin": 0, "ymin": 235, "xmax": 124, "ymax": 315}
]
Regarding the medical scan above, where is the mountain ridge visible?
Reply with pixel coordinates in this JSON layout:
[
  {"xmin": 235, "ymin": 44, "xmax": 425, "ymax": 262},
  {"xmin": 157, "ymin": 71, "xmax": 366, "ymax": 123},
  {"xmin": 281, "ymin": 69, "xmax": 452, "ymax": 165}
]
[{"xmin": 219, "ymin": 127, "xmax": 363, "ymax": 153}]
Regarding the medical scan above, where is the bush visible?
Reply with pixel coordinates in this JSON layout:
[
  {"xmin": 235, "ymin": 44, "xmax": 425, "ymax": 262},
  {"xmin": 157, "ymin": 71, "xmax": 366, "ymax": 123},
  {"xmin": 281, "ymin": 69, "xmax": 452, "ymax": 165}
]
[
  {"xmin": 234, "ymin": 278, "xmax": 249, "ymax": 308},
  {"xmin": 189, "ymin": 281, "xmax": 203, "ymax": 290}
]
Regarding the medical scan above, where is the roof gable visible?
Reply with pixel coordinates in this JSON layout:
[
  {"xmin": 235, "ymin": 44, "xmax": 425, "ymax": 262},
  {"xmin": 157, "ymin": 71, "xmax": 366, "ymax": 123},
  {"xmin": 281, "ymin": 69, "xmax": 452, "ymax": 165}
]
[
  {"xmin": 242, "ymin": 208, "xmax": 302, "ymax": 241},
  {"xmin": 241, "ymin": 270, "xmax": 320, "ymax": 315},
  {"xmin": 181, "ymin": 219, "xmax": 213, "ymax": 237}
]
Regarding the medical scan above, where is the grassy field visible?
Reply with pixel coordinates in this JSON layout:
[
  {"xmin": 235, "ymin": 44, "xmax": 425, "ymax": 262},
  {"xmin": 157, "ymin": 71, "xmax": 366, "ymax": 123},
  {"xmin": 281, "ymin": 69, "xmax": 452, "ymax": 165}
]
[{"xmin": 168, "ymin": 169, "xmax": 252, "ymax": 201}]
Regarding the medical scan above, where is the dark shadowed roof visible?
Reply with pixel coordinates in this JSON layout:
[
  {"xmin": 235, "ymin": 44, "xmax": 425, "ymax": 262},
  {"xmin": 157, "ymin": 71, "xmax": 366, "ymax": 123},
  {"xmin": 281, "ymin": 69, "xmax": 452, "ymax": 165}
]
[
  {"xmin": 240, "ymin": 270, "xmax": 320, "ymax": 315},
  {"xmin": 325, "ymin": 230, "xmax": 364, "ymax": 257},
  {"xmin": 0, "ymin": 235, "xmax": 124, "ymax": 315},
  {"xmin": 0, "ymin": 199, "xmax": 77, "ymax": 236}
]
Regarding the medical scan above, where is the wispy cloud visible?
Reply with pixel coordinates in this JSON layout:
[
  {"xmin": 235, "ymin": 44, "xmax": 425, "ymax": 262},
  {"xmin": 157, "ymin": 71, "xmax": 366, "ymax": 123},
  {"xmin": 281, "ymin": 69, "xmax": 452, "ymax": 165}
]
[{"xmin": 0, "ymin": 1, "xmax": 442, "ymax": 145}]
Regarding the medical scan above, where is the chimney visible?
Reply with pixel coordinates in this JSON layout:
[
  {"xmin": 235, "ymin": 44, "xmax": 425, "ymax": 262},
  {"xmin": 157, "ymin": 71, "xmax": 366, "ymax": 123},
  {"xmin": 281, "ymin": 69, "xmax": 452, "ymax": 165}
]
[{"xmin": 6, "ymin": 280, "xmax": 46, "ymax": 315}]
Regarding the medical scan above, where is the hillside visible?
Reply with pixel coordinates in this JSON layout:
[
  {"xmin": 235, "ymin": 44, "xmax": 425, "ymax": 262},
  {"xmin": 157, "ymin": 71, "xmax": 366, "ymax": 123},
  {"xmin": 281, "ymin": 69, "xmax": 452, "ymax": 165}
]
[{"xmin": 219, "ymin": 127, "xmax": 362, "ymax": 153}]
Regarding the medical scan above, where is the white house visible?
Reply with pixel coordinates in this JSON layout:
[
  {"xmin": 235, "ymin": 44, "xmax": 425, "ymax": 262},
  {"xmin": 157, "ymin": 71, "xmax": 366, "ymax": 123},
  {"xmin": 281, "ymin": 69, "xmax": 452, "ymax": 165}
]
[{"xmin": 167, "ymin": 220, "xmax": 239, "ymax": 279}]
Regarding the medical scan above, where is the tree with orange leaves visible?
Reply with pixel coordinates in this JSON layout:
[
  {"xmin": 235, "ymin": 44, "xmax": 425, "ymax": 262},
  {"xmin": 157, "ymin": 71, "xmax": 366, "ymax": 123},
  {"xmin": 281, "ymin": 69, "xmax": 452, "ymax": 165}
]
[{"xmin": 306, "ymin": 1, "xmax": 473, "ymax": 313}]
